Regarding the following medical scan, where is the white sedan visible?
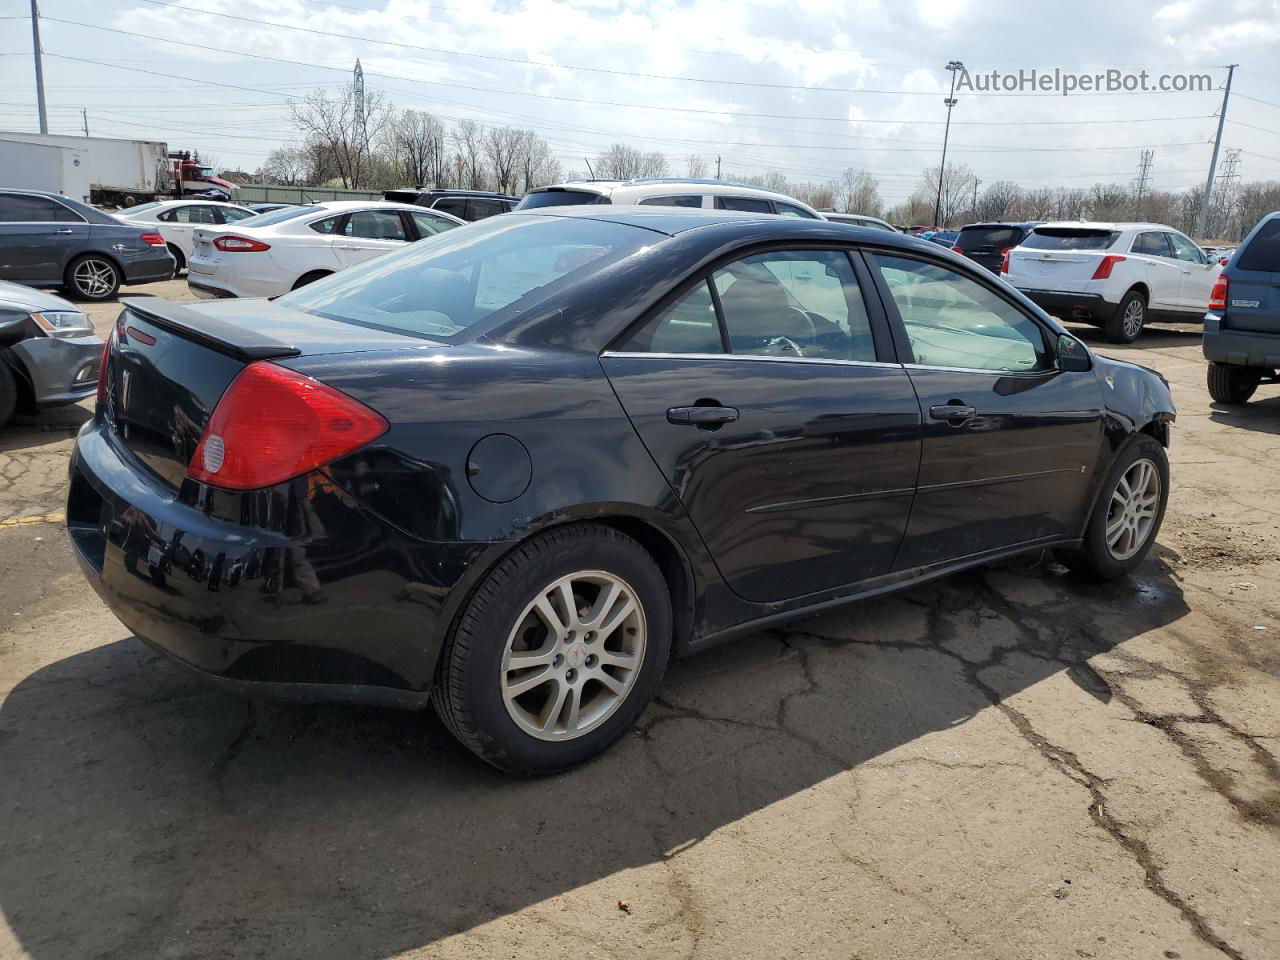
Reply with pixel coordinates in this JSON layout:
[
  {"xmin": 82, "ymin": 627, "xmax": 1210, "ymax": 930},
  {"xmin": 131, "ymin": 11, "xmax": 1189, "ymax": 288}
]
[
  {"xmin": 186, "ymin": 201, "xmax": 464, "ymax": 299},
  {"xmin": 115, "ymin": 199, "xmax": 259, "ymax": 274}
]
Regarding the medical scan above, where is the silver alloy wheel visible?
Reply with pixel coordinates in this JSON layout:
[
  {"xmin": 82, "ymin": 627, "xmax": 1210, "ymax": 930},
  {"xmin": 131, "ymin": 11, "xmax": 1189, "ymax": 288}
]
[
  {"xmin": 1106, "ymin": 458, "xmax": 1160, "ymax": 560},
  {"xmin": 1122, "ymin": 298, "xmax": 1145, "ymax": 339},
  {"xmin": 500, "ymin": 570, "xmax": 646, "ymax": 742},
  {"xmin": 73, "ymin": 259, "xmax": 117, "ymax": 298}
]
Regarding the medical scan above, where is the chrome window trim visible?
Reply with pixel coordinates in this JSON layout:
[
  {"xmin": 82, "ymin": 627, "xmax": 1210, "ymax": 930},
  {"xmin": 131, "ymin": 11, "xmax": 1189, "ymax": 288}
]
[
  {"xmin": 901, "ymin": 362, "xmax": 1056, "ymax": 377},
  {"xmin": 601, "ymin": 350, "xmax": 902, "ymax": 370}
]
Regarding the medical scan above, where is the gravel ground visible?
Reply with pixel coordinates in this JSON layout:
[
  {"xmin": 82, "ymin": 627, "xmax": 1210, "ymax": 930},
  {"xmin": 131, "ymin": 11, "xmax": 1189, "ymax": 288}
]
[{"xmin": 0, "ymin": 279, "xmax": 1277, "ymax": 960}]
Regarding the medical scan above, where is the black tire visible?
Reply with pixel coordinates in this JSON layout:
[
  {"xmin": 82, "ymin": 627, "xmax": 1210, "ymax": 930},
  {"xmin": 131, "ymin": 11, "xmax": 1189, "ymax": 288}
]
[
  {"xmin": 1104, "ymin": 289, "xmax": 1146, "ymax": 343},
  {"xmin": 0, "ymin": 360, "xmax": 17, "ymax": 429},
  {"xmin": 121, "ymin": 194, "xmax": 138, "ymax": 209},
  {"xmin": 433, "ymin": 523, "xmax": 672, "ymax": 774},
  {"xmin": 167, "ymin": 243, "xmax": 186, "ymax": 275},
  {"xmin": 1207, "ymin": 362, "xmax": 1261, "ymax": 405},
  {"xmin": 64, "ymin": 254, "xmax": 122, "ymax": 302},
  {"xmin": 1060, "ymin": 434, "xmax": 1169, "ymax": 580},
  {"xmin": 291, "ymin": 270, "xmax": 331, "ymax": 290}
]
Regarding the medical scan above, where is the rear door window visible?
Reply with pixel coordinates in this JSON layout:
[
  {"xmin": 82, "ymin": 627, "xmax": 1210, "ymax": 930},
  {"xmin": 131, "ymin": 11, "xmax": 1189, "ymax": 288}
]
[
  {"xmin": 1236, "ymin": 218, "xmax": 1280, "ymax": 272},
  {"xmin": 432, "ymin": 197, "xmax": 468, "ymax": 219},
  {"xmin": 0, "ymin": 195, "xmax": 78, "ymax": 222},
  {"xmin": 714, "ymin": 196, "xmax": 772, "ymax": 213},
  {"xmin": 638, "ymin": 195, "xmax": 702, "ymax": 208},
  {"xmin": 466, "ymin": 199, "xmax": 506, "ymax": 220},
  {"xmin": 1131, "ymin": 232, "xmax": 1173, "ymax": 257},
  {"xmin": 174, "ymin": 205, "xmax": 218, "ymax": 224},
  {"xmin": 618, "ymin": 281, "xmax": 723, "ymax": 354},
  {"xmin": 310, "ymin": 215, "xmax": 342, "ymax": 234},
  {"xmin": 1023, "ymin": 228, "xmax": 1118, "ymax": 251},
  {"xmin": 774, "ymin": 201, "xmax": 818, "ymax": 219}
]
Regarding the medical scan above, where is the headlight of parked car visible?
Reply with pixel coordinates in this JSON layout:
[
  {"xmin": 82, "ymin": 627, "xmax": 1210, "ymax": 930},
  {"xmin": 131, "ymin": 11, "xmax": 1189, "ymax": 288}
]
[{"xmin": 31, "ymin": 310, "xmax": 93, "ymax": 339}]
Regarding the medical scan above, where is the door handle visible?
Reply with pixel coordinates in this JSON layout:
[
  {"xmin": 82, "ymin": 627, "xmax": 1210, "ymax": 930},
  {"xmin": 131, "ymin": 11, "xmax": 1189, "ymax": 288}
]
[
  {"xmin": 53, "ymin": 228, "xmax": 74, "ymax": 234},
  {"xmin": 337, "ymin": 244, "xmax": 362, "ymax": 250},
  {"xmin": 667, "ymin": 405, "xmax": 739, "ymax": 426},
  {"xmin": 929, "ymin": 403, "xmax": 976, "ymax": 423}
]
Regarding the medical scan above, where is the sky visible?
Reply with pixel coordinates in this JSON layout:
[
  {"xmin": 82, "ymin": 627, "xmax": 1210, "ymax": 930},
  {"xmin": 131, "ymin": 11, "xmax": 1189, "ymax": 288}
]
[{"xmin": 1, "ymin": 0, "xmax": 1278, "ymax": 204}]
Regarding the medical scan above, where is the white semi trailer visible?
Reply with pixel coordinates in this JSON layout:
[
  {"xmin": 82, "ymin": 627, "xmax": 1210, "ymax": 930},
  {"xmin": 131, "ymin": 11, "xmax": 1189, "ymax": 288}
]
[{"xmin": 0, "ymin": 132, "xmax": 171, "ymax": 206}]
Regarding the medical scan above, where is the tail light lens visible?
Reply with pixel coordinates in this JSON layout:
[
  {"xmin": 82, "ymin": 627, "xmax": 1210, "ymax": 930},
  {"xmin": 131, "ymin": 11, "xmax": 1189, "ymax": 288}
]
[
  {"xmin": 1208, "ymin": 275, "xmax": 1229, "ymax": 312},
  {"xmin": 188, "ymin": 362, "xmax": 387, "ymax": 490},
  {"xmin": 140, "ymin": 232, "xmax": 166, "ymax": 247},
  {"xmin": 1091, "ymin": 255, "xmax": 1126, "ymax": 280},
  {"xmin": 214, "ymin": 235, "xmax": 271, "ymax": 253},
  {"xmin": 95, "ymin": 335, "xmax": 111, "ymax": 407},
  {"xmin": 1000, "ymin": 249, "xmax": 1011, "ymax": 274},
  {"xmin": 951, "ymin": 246, "xmax": 965, "ymax": 255}
]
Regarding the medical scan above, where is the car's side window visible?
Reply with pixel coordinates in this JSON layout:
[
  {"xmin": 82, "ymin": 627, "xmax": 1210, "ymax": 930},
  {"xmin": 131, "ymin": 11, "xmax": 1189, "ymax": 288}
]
[
  {"xmin": 410, "ymin": 211, "xmax": 453, "ymax": 237},
  {"xmin": 714, "ymin": 196, "xmax": 772, "ymax": 213},
  {"xmin": 175, "ymin": 205, "xmax": 218, "ymax": 224},
  {"xmin": 713, "ymin": 250, "xmax": 876, "ymax": 362},
  {"xmin": 617, "ymin": 281, "xmax": 723, "ymax": 354},
  {"xmin": 1167, "ymin": 233, "xmax": 1203, "ymax": 263},
  {"xmin": 432, "ymin": 198, "xmax": 468, "ymax": 219},
  {"xmin": 310, "ymin": 216, "xmax": 342, "ymax": 234},
  {"xmin": 156, "ymin": 209, "xmax": 176, "ymax": 223},
  {"xmin": 774, "ymin": 201, "xmax": 817, "ymax": 219},
  {"xmin": 1132, "ymin": 232, "xmax": 1173, "ymax": 257},
  {"xmin": 345, "ymin": 210, "xmax": 407, "ymax": 241},
  {"xmin": 220, "ymin": 207, "xmax": 255, "ymax": 223},
  {"xmin": 873, "ymin": 254, "xmax": 1049, "ymax": 373},
  {"xmin": 639, "ymin": 195, "xmax": 702, "ymax": 208},
  {"xmin": 0, "ymin": 195, "xmax": 71, "ymax": 222}
]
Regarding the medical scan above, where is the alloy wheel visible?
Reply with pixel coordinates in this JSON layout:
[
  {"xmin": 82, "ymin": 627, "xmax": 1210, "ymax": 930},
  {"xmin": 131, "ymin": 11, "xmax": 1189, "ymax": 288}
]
[
  {"xmin": 1106, "ymin": 458, "xmax": 1160, "ymax": 560},
  {"xmin": 1122, "ymin": 299, "xmax": 1145, "ymax": 339},
  {"xmin": 73, "ymin": 259, "xmax": 117, "ymax": 298},
  {"xmin": 500, "ymin": 570, "xmax": 646, "ymax": 742}
]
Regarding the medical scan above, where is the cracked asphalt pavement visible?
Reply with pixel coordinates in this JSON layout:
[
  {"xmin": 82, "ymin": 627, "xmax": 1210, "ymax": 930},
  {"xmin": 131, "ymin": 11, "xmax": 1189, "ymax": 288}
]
[{"xmin": 1, "ymin": 281, "xmax": 1278, "ymax": 960}]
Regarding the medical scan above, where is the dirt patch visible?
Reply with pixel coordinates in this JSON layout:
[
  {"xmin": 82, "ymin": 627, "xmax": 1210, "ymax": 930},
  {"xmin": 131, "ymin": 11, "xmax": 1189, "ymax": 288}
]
[{"xmin": 1165, "ymin": 513, "xmax": 1277, "ymax": 570}]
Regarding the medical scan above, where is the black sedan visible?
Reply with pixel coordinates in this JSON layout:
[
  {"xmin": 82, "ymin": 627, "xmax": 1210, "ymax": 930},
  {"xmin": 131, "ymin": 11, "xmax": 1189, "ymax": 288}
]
[
  {"xmin": 0, "ymin": 189, "xmax": 175, "ymax": 301},
  {"xmin": 67, "ymin": 207, "xmax": 1175, "ymax": 773}
]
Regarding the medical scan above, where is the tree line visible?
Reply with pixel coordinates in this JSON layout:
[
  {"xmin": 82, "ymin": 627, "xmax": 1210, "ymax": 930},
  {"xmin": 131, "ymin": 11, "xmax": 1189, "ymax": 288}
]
[{"xmin": 249, "ymin": 82, "xmax": 1277, "ymax": 242}]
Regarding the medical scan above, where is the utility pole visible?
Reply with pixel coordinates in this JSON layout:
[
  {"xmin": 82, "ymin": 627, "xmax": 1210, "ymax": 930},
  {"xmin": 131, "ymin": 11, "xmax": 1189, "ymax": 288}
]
[
  {"xmin": 971, "ymin": 176, "xmax": 981, "ymax": 220},
  {"xmin": 933, "ymin": 60, "xmax": 963, "ymax": 229},
  {"xmin": 30, "ymin": 0, "xmax": 48, "ymax": 134},
  {"xmin": 1195, "ymin": 63, "xmax": 1236, "ymax": 240},
  {"xmin": 716, "ymin": 155, "xmax": 721, "ymax": 179},
  {"xmin": 1133, "ymin": 149, "xmax": 1154, "ymax": 219},
  {"xmin": 81, "ymin": 108, "xmax": 89, "ymax": 137}
]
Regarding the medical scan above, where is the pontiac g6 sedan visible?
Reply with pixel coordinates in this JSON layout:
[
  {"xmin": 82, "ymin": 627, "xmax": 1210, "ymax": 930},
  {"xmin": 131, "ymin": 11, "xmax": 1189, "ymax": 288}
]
[{"xmin": 68, "ymin": 207, "xmax": 1174, "ymax": 773}]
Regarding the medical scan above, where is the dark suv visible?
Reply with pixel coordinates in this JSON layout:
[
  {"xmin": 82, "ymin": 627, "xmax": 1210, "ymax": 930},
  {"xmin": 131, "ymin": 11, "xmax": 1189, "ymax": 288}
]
[
  {"xmin": 953, "ymin": 222, "xmax": 1041, "ymax": 274},
  {"xmin": 0, "ymin": 189, "xmax": 175, "ymax": 301},
  {"xmin": 1203, "ymin": 211, "xmax": 1280, "ymax": 404},
  {"xmin": 382, "ymin": 189, "xmax": 517, "ymax": 221}
]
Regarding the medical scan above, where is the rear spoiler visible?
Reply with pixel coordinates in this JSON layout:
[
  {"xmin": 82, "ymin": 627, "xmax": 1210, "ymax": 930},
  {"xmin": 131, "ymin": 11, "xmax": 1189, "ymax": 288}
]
[{"xmin": 120, "ymin": 297, "xmax": 301, "ymax": 362}]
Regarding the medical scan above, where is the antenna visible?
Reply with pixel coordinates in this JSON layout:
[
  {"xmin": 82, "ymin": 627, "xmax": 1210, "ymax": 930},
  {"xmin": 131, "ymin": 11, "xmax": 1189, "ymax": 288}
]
[{"xmin": 584, "ymin": 158, "xmax": 595, "ymax": 178}]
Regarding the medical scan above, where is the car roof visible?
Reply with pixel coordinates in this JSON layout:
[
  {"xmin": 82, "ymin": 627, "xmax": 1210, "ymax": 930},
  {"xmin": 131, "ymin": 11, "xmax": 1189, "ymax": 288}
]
[
  {"xmin": 418, "ymin": 189, "xmax": 519, "ymax": 200},
  {"xmin": 1031, "ymin": 221, "xmax": 1182, "ymax": 232},
  {"xmin": 959, "ymin": 221, "xmax": 1041, "ymax": 229},
  {"xmin": 529, "ymin": 178, "xmax": 812, "ymax": 204}
]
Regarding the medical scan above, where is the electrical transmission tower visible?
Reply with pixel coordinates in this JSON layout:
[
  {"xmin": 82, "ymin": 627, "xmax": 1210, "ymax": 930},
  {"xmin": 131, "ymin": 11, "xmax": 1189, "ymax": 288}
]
[
  {"xmin": 353, "ymin": 59, "xmax": 366, "ymax": 147},
  {"xmin": 1133, "ymin": 150, "xmax": 1154, "ymax": 220},
  {"xmin": 1211, "ymin": 149, "xmax": 1242, "ymax": 240}
]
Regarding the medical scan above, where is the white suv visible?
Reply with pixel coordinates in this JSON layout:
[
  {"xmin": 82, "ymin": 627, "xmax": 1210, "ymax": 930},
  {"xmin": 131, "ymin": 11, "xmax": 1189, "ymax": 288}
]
[
  {"xmin": 516, "ymin": 178, "xmax": 823, "ymax": 219},
  {"xmin": 1004, "ymin": 222, "xmax": 1221, "ymax": 342}
]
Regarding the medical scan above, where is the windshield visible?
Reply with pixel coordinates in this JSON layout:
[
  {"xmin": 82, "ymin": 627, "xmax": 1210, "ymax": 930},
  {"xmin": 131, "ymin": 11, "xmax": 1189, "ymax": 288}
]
[
  {"xmin": 278, "ymin": 215, "xmax": 654, "ymax": 341},
  {"xmin": 515, "ymin": 189, "xmax": 608, "ymax": 210},
  {"xmin": 233, "ymin": 206, "xmax": 316, "ymax": 228},
  {"xmin": 1023, "ymin": 228, "xmax": 1118, "ymax": 251}
]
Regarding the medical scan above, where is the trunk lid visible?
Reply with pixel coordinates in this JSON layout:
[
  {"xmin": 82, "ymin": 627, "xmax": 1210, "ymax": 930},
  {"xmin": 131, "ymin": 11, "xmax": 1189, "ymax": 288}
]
[{"xmin": 102, "ymin": 297, "xmax": 438, "ymax": 491}]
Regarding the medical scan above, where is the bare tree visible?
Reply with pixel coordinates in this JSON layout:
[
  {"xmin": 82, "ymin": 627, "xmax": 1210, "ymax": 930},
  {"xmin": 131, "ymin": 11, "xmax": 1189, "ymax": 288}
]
[
  {"xmin": 918, "ymin": 163, "xmax": 977, "ymax": 227},
  {"xmin": 1087, "ymin": 182, "xmax": 1131, "ymax": 221},
  {"xmin": 483, "ymin": 125, "xmax": 525, "ymax": 194},
  {"xmin": 451, "ymin": 120, "xmax": 486, "ymax": 189},
  {"xmin": 835, "ymin": 168, "xmax": 882, "ymax": 216},
  {"xmin": 975, "ymin": 180, "xmax": 1021, "ymax": 221},
  {"xmin": 593, "ymin": 143, "xmax": 668, "ymax": 180},
  {"xmin": 289, "ymin": 84, "xmax": 390, "ymax": 189},
  {"xmin": 518, "ymin": 131, "xmax": 560, "ymax": 194},
  {"xmin": 256, "ymin": 146, "xmax": 308, "ymax": 186},
  {"xmin": 388, "ymin": 109, "xmax": 446, "ymax": 188},
  {"xmin": 686, "ymin": 154, "xmax": 708, "ymax": 178}
]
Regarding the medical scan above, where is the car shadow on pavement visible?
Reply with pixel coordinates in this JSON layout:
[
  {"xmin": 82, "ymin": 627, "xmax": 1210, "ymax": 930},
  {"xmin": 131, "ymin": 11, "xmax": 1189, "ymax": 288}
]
[
  {"xmin": 0, "ymin": 556, "xmax": 1189, "ymax": 960},
  {"xmin": 1209, "ymin": 396, "xmax": 1280, "ymax": 435},
  {"xmin": 0, "ymin": 406, "xmax": 91, "ymax": 454}
]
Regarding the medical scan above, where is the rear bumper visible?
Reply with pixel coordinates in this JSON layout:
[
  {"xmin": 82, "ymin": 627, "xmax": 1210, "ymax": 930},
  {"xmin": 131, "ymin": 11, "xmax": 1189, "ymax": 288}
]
[
  {"xmin": 67, "ymin": 419, "xmax": 508, "ymax": 706},
  {"xmin": 1016, "ymin": 288, "xmax": 1115, "ymax": 319},
  {"xmin": 187, "ymin": 280, "xmax": 237, "ymax": 300},
  {"xmin": 1203, "ymin": 318, "xmax": 1280, "ymax": 368},
  {"xmin": 9, "ymin": 334, "xmax": 102, "ymax": 408},
  {"xmin": 120, "ymin": 250, "xmax": 176, "ymax": 286}
]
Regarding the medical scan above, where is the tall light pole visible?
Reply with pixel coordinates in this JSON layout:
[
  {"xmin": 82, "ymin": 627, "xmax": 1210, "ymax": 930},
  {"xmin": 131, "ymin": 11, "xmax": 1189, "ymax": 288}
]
[
  {"xmin": 30, "ymin": 0, "xmax": 48, "ymax": 134},
  {"xmin": 933, "ymin": 60, "xmax": 963, "ymax": 229},
  {"xmin": 1195, "ymin": 64, "xmax": 1236, "ymax": 241}
]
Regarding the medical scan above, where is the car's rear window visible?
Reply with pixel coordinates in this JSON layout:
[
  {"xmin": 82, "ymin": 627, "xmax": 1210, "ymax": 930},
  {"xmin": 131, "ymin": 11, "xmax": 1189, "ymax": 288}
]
[
  {"xmin": 957, "ymin": 226, "xmax": 1025, "ymax": 249},
  {"xmin": 1022, "ymin": 228, "xmax": 1119, "ymax": 251},
  {"xmin": 278, "ymin": 215, "xmax": 653, "ymax": 341},
  {"xmin": 515, "ymin": 189, "xmax": 608, "ymax": 210},
  {"xmin": 117, "ymin": 201, "xmax": 163, "ymax": 215},
  {"xmin": 1236, "ymin": 218, "xmax": 1280, "ymax": 273},
  {"xmin": 235, "ymin": 206, "xmax": 315, "ymax": 228}
]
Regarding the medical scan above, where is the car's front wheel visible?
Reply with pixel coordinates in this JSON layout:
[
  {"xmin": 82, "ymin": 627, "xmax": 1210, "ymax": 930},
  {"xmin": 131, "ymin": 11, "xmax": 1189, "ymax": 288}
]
[
  {"xmin": 433, "ymin": 523, "xmax": 672, "ymax": 774},
  {"xmin": 65, "ymin": 255, "xmax": 122, "ymax": 301},
  {"xmin": 1207, "ymin": 362, "xmax": 1261, "ymax": 404},
  {"xmin": 1061, "ymin": 434, "xmax": 1169, "ymax": 579}
]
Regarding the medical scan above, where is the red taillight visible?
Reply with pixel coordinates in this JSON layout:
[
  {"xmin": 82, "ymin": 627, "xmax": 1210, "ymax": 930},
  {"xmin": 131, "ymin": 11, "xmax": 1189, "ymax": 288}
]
[
  {"xmin": 1091, "ymin": 255, "xmax": 1126, "ymax": 280},
  {"xmin": 951, "ymin": 246, "xmax": 965, "ymax": 255},
  {"xmin": 213, "ymin": 235, "xmax": 271, "ymax": 253},
  {"xmin": 1208, "ymin": 275, "xmax": 1228, "ymax": 312},
  {"xmin": 188, "ymin": 362, "xmax": 387, "ymax": 490},
  {"xmin": 1000, "ymin": 249, "xmax": 1011, "ymax": 274},
  {"xmin": 140, "ymin": 232, "xmax": 166, "ymax": 246},
  {"xmin": 95, "ymin": 335, "xmax": 111, "ymax": 407}
]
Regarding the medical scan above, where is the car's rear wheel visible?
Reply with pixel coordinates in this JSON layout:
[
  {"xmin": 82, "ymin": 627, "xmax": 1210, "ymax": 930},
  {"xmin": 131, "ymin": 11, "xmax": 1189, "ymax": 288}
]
[
  {"xmin": 1207, "ymin": 362, "xmax": 1261, "ymax": 404},
  {"xmin": 433, "ymin": 523, "xmax": 671, "ymax": 774},
  {"xmin": 0, "ymin": 359, "xmax": 17, "ymax": 429},
  {"xmin": 166, "ymin": 243, "xmax": 186, "ymax": 274},
  {"xmin": 1105, "ymin": 290, "xmax": 1146, "ymax": 343},
  {"xmin": 65, "ymin": 255, "xmax": 121, "ymax": 301},
  {"xmin": 291, "ymin": 270, "xmax": 331, "ymax": 290},
  {"xmin": 1060, "ymin": 434, "xmax": 1169, "ymax": 579}
]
